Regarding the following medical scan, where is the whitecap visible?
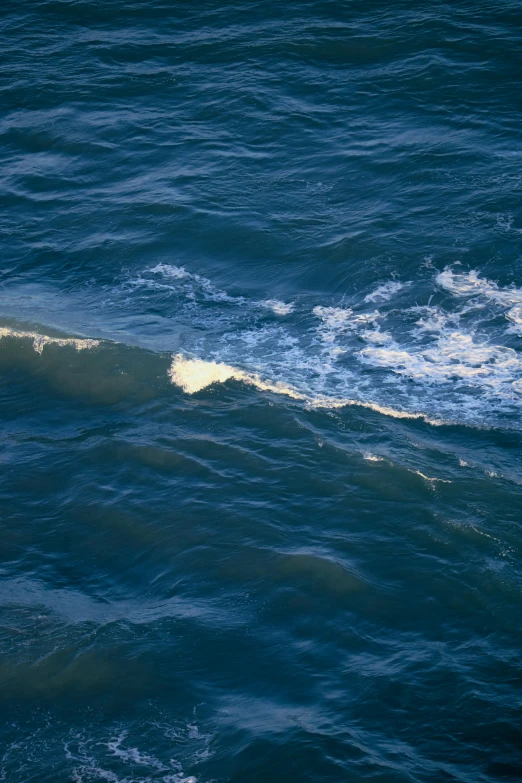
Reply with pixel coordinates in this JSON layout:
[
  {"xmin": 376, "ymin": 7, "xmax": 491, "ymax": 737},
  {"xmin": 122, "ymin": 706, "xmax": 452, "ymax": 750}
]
[
  {"xmin": 168, "ymin": 354, "xmax": 307, "ymax": 400},
  {"xmin": 169, "ymin": 355, "xmax": 249, "ymax": 395},
  {"xmin": 0, "ymin": 327, "xmax": 100, "ymax": 354}
]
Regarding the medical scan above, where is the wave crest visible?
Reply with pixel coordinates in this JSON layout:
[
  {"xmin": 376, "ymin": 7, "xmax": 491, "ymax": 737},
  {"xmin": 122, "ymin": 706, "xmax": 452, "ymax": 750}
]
[{"xmin": 0, "ymin": 328, "xmax": 100, "ymax": 354}]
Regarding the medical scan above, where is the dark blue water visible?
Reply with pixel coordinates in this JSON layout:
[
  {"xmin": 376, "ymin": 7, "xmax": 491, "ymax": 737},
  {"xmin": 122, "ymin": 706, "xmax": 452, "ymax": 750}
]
[{"xmin": 1, "ymin": 2, "xmax": 522, "ymax": 781}]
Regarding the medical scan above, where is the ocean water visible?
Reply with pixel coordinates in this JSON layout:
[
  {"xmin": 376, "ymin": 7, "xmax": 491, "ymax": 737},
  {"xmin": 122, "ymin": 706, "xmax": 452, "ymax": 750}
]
[{"xmin": 1, "ymin": 1, "xmax": 521, "ymax": 781}]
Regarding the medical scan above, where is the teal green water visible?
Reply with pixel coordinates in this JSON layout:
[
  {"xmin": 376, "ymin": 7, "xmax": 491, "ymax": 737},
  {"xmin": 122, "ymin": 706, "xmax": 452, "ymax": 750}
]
[{"xmin": 1, "ymin": 2, "xmax": 522, "ymax": 781}]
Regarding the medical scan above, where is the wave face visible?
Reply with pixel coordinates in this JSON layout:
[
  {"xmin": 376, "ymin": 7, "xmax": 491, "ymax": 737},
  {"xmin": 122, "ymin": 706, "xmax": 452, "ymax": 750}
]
[{"xmin": 2, "ymin": 2, "xmax": 522, "ymax": 783}]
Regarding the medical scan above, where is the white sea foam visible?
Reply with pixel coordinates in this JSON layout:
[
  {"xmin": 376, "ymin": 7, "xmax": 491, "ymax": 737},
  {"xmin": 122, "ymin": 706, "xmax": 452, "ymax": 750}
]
[
  {"xmin": 359, "ymin": 331, "xmax": 522, "ymax": 397},
  {"xmin": 136, "ymin": 266, "xmax": 297, "ymax": 319},
  {"xmin": 67, "ymin": 729, "xmax": 197, "ymax": 783},
  {"xmin": 410, "ymin": 306, "xmax": 458, "ymax": 334},
  {"xmin": 506, "ymin": 305, "xmax": 522, "ymax": 335},
  {"xmin": 259, "ymin": 299, "xmax": 295, "ymax": 315},
  {"xmin": 363, "ymin": 453, "xmax": 384, "ymax": 462},
  {"xmin": 150, "ymin": 264, "xmax": 190, "ymax": 281},
  {"xmin": 411, "ymin": 470, "xmax": 452, "ymax": 484},
  {"xmin": 0, "ymin": 327, "xmax": 100, "ymax": 354},
  {"xmin": 313, "ymin": 306, "xmax": 378, "ymax": 333},
  {"xmin": 310, "ymin": 397, "xmax": 443, "ymax": 425},
  {"xmin": 71, "ymin": 766, "xmax": 121, "ymax": 783},
  {"xmin": 312, "ymin": 306, "xmax": 380, "ymax": 364},
  {"xmin": 437, "ymin": 269, "xmax": 522, "ymax": 308},
  {"xmin": 360, "ymin": 329, "xmax": 393, "ymax": 344},
  {"xmin": 138, "ymin": 263, "xmax": 245, "ymax": 304},
  {"xmin": 364, "ymin": 281, "xmax": 407, "ymax": 303},
  {"xmin": 108, "ymin": 732, "xmax": 168, "ymax": 771},
  {"xmin": 512, "ymin": 379, "xmax": 522, "ymax": 394},
  {"xmin": 312, "ymin": 305, "xmax": 355, "ymax": 337}
]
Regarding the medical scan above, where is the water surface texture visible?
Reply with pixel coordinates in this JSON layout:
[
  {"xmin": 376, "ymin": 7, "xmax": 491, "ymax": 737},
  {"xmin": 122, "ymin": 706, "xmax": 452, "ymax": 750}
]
[{"xmin": 1, "ymin": 2, "xmax": 522, "ymax": 781}]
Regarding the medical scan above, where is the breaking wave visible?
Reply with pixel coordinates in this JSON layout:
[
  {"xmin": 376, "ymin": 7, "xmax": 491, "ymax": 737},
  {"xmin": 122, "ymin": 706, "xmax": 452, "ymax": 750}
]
[
  {"xmin": 168, "ymin": 355, "xmax": 447, "ymax": 426},
  {"xmin": 158, "ymin": 263, "xmax": 522, "ymax": 426},
  {"xmin": 4, "ymin": 264, "xmax": 522, "ymax": 428},
  {"xmin": 0, "ymin": 327, "xmax": 100, "ymax": 354}
]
